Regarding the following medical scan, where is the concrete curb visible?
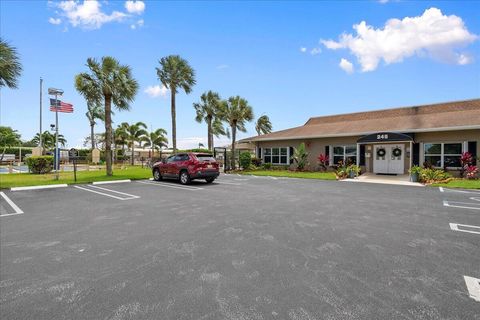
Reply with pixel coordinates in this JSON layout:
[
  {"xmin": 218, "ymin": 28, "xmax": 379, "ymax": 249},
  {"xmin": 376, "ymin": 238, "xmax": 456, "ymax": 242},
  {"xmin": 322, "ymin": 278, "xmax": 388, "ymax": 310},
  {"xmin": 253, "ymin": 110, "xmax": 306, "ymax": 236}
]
[
  {"xmin": 92, "ymin": 179, "xmax": 131, "ymax": 185},
  {"xmin": 11, "ymin": 184, "xmax": 69, "ymax": 191}
]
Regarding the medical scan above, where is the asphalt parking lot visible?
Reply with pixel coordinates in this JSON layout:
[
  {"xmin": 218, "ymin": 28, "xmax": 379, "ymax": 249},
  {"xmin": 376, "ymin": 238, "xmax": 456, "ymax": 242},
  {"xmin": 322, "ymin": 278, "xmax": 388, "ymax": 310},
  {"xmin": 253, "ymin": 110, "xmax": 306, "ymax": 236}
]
[{"xmin": 1, "ymin": 175, "xmax": 479, "ymax": 320}]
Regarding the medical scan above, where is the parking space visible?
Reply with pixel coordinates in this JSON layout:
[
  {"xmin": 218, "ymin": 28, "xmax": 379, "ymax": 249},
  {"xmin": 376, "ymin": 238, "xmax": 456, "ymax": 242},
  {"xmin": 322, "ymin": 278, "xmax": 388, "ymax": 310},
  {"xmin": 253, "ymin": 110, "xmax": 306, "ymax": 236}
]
[{"xmin": 1, "ymin": 176, "xmax": 479, "ymax": 319}]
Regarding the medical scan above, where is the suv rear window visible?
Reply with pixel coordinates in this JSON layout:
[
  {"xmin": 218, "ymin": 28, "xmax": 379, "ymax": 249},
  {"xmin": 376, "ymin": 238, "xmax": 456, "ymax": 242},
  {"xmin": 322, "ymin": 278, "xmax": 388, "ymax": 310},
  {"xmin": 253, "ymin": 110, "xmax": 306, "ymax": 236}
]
[{"xmin": 196, "ymin": 154, "xmax": 215, "ymax": 162}]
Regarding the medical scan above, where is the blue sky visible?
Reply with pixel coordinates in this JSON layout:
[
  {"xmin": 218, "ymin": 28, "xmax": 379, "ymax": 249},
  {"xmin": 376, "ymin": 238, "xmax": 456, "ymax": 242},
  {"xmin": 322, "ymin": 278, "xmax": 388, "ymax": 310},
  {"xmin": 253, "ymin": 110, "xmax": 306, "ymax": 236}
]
[{"xmin": 1, "ymin": 0, "xmax": 479, "ymax": 149}]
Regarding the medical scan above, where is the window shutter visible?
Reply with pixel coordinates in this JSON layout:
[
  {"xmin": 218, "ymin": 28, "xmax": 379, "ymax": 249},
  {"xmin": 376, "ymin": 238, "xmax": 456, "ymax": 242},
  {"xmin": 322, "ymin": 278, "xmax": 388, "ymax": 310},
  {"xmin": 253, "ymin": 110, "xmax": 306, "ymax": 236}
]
[
  {"xmin": 289, "ymin": 147, "xmax": 294, "ymax": 164},
  {"xmin": 468, "ymin": 141, "xmax": 477, "ymax": 165},
  {"xmin": 359, "ymin": 145, "xmax": 366, "ymax": 166},
  {"xmin": 412, "ymin": 143, "xmax": 420, "ymax": 166},
  {"xmin": 257, "ymin": 147, "xmax": 262, "ymax": 159}
]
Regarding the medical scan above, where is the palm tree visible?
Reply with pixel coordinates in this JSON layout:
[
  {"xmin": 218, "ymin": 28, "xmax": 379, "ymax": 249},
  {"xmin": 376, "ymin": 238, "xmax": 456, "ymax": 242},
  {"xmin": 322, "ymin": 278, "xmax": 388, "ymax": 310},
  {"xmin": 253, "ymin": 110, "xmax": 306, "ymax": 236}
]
[
  {"xmin": 255, "ymin": 115, "xmax": 272, "ymax": 136},
  {"xmin": 156, "ymin": 55, "xmax": 196, "ymax": 153},
  {"xmin": 0, "ymin": 38, "xmax": 23, "ymax": 89},
  {"xmin": 75, "ymin": 76, "xmax": 105, "ymax": 151},
  {"xmin": 118, "ymin": 122, "xmax": 148, "ymax": 165},
  {"xmin": 193, "ymin": 90, "xmax": 227, "ymax": 151},
  {"xmin": 75, "ymin": 56, "xmax": 138, "ymax": 176},
  {"xmin": 114, "ymin": 127, "xmax": 128, "ymax": 157},
  {"xmin": 0, "ymin": 126, "xmax": 21, "ymax": 160},
  {"xmin": 220, "ymin": 96, "xmax": 254, "ymax": 170},
  {"xmin": 32, "ymin": 131, "xmax": 66, "ymax": 149},
  {"xmin": 142, "ymin": 128, "xmax": 168, "ymax": 159}
]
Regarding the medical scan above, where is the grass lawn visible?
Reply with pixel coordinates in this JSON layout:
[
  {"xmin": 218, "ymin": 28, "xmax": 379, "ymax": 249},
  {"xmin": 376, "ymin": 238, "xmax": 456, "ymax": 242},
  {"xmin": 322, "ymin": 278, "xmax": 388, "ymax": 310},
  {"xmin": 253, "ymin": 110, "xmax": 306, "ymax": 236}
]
[
  {"xmin": 431, "ymin": 179, "xmax": 480, "ymax": 189},
  {"xmin": 0, "ymin": 166, "xmax": 152, "ymax": 189},
  {"xmin": 238, "ymin": 170, "xmax": 336, "ymax": 180}
]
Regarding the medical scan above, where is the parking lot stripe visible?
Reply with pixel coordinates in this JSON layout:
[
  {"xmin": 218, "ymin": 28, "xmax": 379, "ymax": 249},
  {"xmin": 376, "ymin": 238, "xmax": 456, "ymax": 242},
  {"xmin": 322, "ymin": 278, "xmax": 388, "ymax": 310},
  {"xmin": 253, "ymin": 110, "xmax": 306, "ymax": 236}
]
[
  {"xmin": 443, "ymin": 200, "xmax": 480, "ymax": 211},
  {"xmin": 449, "ymin": 223, "xmax": 480, "ymax": 235},
  {"xmin": 73, "ymin": 185, "xmax": 139, "ymax": 200},
  {"xmin": 464, "ymin": 276, "xmax": 480, "ymax": 302},
  {"xmin": 0, "ymin": 192, "xmax": 24, "ymax": 216},
  {"xmin": 137, "ymin": 180, "xmax": 204, "ymax": 190},
  {"xmin": 215, "ymin": 181, "xmax": 242, "ymax": 186},
  {"xmin": 441, "ymin": 188, "xmax": 480, "ymax": 194},
  {"xmin": 88, "ymin": 185, "xmax": 140, "ymax": 198}
]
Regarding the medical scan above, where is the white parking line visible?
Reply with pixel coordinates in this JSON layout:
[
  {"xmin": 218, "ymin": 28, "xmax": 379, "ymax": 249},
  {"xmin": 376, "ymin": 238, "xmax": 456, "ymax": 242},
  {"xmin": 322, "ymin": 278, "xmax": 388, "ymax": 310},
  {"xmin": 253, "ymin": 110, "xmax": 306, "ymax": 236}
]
[
  {"xmin": 464, "ymin": 276, "xmax": 480, "ymax": 302},
  {"xmin": 443, "ymin": 200, "xmax": 480, "ymax": 211},
  {"xmin": 137, "ymin": 180, "xmax": 204, "ymax": 190},
  {"xmin": 449, "ymin": 223, "xmax": 480, "ymax": 235},
  {"xmin": 440, "ymin": 187, "xmax": 480, "ymax": 194},
  {"xmin": 74, "ymin": 185, "xmax": 139, "ymax": 200},
  {"xmin": 0, "ymin": 192, "xmax": 24, "ymax": 217},
  {"xmin": 215, "ymin": 181, "xmax": 242, "ymax": 186},
  {"xmin": 92, "ymin": 179, "xmax": 131, "ymax": 185}
]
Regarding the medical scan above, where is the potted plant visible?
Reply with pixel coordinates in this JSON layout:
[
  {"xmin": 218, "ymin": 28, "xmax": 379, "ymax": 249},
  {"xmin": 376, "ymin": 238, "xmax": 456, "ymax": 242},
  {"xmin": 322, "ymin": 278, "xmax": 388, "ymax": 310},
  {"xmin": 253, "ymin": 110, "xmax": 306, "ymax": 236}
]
[
  {"xmin": 347, "ymin": 164, "xmax": 361, "ymax": 178},
  {"xmin": 409, "ymin": 165, "xmax": 422, "ymax": 182}
]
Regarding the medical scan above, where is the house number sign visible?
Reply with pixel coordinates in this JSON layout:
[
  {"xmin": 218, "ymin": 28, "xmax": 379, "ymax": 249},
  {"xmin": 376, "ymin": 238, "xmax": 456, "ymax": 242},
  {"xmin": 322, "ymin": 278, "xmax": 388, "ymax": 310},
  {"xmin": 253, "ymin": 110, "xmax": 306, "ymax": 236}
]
[{"xmin": 376, "ymin": 134, "xmax": 389, "ymax": 140}]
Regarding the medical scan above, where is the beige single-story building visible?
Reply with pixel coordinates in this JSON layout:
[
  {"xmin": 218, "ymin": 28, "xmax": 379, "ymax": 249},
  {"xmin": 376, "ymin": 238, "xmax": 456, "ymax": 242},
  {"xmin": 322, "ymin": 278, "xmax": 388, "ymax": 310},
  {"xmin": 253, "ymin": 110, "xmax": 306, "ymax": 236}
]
[{"xmin": 241, "ymin": 99, "xmax": 480, "ymax": 175}]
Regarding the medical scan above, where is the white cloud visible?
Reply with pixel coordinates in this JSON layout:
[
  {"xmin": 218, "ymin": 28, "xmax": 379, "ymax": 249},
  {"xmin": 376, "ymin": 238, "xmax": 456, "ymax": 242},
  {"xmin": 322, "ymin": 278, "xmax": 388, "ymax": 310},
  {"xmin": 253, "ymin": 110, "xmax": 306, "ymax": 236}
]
[
  {"xmin": 322, "ymin": 8, "xmax": 478, "ymax": 71},
  {"xmin": 216, "ymin": 64, "xmax": 229, "ymax": 70},
  {"xmin": 300, "ymin": 47, "xmax": 307, "ymax": 53},
  {"xmin": 339, "ymin": 58, "xmax": 354, "ymax": 74},
  {"xmin": 310, "ymin": 47, "xmax": 322, "ymax": 55},
  {"xmin": 125, "ymin": 1, "xmax": 145, "ymax": 14},
  {"xmin": 378, "ymin": 0, "xmax": 389, "ymax": 4},
  {"xmin": 144, "ymin": 85, "xmax": 168, "ymax": 98},
  {"xmin": 52, "ymin": 0, "xmax": 128, "ymax": 29},
  {"xmin": 48, "ymin": 17, "xmax": 62, "ymax": 25}
]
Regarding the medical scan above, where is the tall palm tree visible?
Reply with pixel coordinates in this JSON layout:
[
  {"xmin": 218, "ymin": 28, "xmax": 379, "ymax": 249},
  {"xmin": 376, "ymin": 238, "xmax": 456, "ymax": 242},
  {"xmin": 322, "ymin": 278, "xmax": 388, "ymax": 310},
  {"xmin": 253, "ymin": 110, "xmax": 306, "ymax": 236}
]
[
  {"xmin": 142, "ymin": 128, "xmax": 168, "ymax": 159},
  {"xmin": 32, "ymin": 131, "xmax": 66, "ymax": 149},
  {"xmin": 114, "ymin": 127, "xmax": 128, "ymax": 157},
  {"xmin": 75, "ymin": 56, "xmax": 138, "ymax": 176},
  {"xmin": 75, "ymin": 76, "xmax": 105, "ymax": 151},
  {"xmin": 0, "ymin": 38, "xmax": 23, "ymax": 89},
  {"xmin": 220, "ymin": 96, "xmax": 254, "ymax": 169},
  {"xmin": 118, "ymin": 122, "xmax": 148, "ymax": 165},
  {"xmin": 255, "ymin": 115, "xmax": 272, "ymax": 136},
  {"xmin": 211, "ymin": 117, "xmax": 228, "ymax": 150},
  {"xmin": 156, "ymin": 55, "xmax": 196, "ymax": 153},
  {"xmin": 193, "ymin": 90, "xmax": 226, "ymax": 151}
]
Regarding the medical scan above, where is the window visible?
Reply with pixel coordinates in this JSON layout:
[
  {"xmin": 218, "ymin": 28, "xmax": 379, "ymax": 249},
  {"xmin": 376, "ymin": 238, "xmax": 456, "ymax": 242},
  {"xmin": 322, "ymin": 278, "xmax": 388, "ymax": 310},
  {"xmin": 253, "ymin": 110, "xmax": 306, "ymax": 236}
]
[
  {"xmin": 332, "ymin": 145, "xmax": 357, "ymax": 165},
  {"xmin": 262, "ymin": 147, "xmax": 289, "ymax": 165},
  {"xmin": 424, "ymin": 142, "xmax": 462, "ymax": 168}
]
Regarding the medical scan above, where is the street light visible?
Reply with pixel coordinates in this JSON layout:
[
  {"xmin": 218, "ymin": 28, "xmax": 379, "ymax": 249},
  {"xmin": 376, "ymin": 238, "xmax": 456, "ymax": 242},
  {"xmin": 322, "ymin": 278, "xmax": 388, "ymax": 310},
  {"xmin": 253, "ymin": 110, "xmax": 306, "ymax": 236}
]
[{"xmin": 48, "ymin": 88, "xmax": 64, "ymax": 180}]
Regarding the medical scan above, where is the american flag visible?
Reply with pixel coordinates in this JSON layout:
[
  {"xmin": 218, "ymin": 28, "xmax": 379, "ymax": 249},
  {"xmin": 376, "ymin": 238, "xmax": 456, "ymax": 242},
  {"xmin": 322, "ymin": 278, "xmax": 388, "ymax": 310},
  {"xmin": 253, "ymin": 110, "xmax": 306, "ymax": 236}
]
[{"xmin": 50, "ymin": 99, "xmax": 74, "ymax": 113}]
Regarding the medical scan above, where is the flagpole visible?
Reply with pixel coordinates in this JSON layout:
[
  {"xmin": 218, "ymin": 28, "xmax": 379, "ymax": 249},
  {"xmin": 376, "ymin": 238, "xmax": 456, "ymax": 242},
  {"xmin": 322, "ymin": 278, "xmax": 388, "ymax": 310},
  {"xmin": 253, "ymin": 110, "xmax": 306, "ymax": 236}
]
[
  {"xmin": 55, "ymin": 93, "xmax": 59, "ymax": 180},
  {"xmin": 39, "ymin": 78, "xmax": 43, "ymax": 152}
]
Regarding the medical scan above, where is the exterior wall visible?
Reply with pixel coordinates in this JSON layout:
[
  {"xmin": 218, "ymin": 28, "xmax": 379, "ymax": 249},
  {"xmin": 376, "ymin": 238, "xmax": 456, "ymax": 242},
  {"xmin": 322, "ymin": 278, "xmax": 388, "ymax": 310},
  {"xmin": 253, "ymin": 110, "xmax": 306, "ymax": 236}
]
[
  {"xmin": 256, "ymin": 129, "xmax": 479, "ymax": 173},
  {"xmin": 257, "ymin": 136, "xmax": 361, "ymax": 171}
]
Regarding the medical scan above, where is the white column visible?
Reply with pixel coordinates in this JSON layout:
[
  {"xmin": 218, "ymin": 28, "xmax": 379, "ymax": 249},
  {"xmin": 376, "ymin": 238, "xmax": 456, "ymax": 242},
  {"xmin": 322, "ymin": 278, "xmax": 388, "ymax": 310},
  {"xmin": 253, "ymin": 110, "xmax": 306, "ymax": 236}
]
[
  {"xmin": 409, "ymin": 141, "xmax": 413, "ymax": 170},
  {"xmin": 356, "ymin": 143, "xmax": 360, "ymax": 165}
]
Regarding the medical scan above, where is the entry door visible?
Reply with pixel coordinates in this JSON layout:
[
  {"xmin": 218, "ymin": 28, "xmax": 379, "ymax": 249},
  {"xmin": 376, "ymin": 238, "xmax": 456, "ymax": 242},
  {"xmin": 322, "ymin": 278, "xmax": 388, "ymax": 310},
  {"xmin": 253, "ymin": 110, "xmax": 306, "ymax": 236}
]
[{"xmin": 373, "ymin": 145, "xmax": 404, "ymax": 174}]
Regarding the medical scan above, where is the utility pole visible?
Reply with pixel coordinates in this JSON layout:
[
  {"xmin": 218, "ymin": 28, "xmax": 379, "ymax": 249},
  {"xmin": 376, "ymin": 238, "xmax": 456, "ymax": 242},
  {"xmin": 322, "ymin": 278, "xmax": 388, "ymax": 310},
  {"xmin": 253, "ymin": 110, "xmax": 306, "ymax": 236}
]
[{"xmin": 48, "ymin": 88, "xmax": 64, "ymax": 180}]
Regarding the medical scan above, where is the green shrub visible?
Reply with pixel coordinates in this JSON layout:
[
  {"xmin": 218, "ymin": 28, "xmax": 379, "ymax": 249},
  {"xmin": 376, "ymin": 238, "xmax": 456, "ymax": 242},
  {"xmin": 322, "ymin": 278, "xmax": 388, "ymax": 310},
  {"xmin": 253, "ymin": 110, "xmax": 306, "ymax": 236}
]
[
  {"xmin": 420, "ymin": 168, "xmax": 451, "ymax": 183},
  {"xmin": 262, "ymin": 163, "xmax": 272, "ymax": 170},
  {"xmin": 239, "ymin": 152, "xmax": 252, "ymax": 169},
  {"xmin": 251, "ymin": 157, "xmax": 262, "ymax": 166},
  {"xmin": 25, "ymin": 156, "xmax": 54, "ymax": 174},
  {"xmin": 248, "ymin": 164, "xmax": 258, "ymax": 171},
  {"xmin": 291, "ymin": 143, "xmax": 309, "ymax": 171}
]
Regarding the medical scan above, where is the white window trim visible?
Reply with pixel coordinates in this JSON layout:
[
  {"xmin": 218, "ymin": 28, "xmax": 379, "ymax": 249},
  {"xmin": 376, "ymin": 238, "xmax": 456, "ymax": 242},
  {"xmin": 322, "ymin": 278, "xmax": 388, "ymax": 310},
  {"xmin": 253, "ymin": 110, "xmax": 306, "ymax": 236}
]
[
  {"xmin": 423, "ymin": 141, "xmax": 464, "ymax": 169},
  {"xmin": 332, "ymin": 145, "xmax": 357, "ymax": 165},
  {"xmin": 262, "ymin": 147, "xmax": 290, "ymax": 165}
]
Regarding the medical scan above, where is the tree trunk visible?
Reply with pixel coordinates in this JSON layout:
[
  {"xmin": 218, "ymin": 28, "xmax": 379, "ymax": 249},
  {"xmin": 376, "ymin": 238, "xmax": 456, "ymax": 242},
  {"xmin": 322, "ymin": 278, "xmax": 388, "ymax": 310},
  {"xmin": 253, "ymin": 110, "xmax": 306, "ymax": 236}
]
[
  {"xmin": 104, "ymin": 95, "xmax": 113, "ymax": 176},
  {"xmin": 207, "ymin": 116, "xmax": 212, "ymax": 151},
  {"xmin": 171, "ymin": 89, "xmax": 177, "ymax": 153},
  {"xmin": 0, "ymin": 146, "xmax": 6, "ymax": 161},
  {"xmin": 90, "ymin": 121, "xmax": 95, "ymax": 151},
  {"xmin": 131, "ymin": 140, "xmax": 135, "ymax": 166},
  {"xmin": 231, "ymin": 124, "xmax": 237, "ymax": 170}
]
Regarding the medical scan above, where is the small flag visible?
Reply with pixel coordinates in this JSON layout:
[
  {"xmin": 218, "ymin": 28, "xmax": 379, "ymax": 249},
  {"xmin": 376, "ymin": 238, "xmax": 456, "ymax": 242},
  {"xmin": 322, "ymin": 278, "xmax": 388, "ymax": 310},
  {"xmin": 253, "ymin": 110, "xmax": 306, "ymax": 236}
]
[{"xmin": 50, "ymin": 99, "xmax": 73, "ymax": 113}]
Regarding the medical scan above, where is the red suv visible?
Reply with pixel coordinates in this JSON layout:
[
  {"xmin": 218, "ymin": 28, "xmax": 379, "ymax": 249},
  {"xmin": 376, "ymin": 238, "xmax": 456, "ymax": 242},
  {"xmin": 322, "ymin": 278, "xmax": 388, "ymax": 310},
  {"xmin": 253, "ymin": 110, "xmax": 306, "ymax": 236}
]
[{"xmin": 152, "ymin": 152, "xmax": 220, "ymax": 184}]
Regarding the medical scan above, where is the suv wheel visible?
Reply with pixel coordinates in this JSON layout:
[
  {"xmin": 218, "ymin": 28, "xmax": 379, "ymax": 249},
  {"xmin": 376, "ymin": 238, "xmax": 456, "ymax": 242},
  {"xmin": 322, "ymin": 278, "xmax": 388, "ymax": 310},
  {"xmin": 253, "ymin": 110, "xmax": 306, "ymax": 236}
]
[
  {"xmin": 153, "ymin": 169, "xmax": 162, "ymax": 181},
  {"xmin": 205, "ymin": 177, "xmax": 215, "ymax": 183},
  {"xmin": 179, "ymin": 171, "xmax": 191, "ymax": 185}
]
